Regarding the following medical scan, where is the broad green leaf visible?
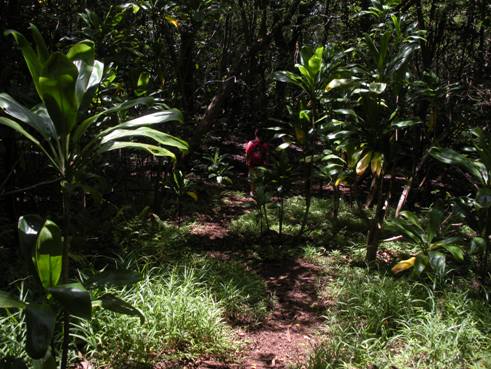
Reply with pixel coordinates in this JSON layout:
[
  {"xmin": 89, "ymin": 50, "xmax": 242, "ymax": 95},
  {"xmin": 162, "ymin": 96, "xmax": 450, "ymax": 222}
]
[
  {"xmin": 273, "ymin": 71, "xmax": 305, "ymax": 89},
  {"xmin": 72, "ymin": 96, "xmax": 155, "ymax": 144},
  {"xmin": 0, "ymin": 93, "xmax": 57, "ymax": 140},
  {"xmin": 48, "ymin": 282, "xmax": 91, "ymax": 319},
  {"xmin": 369, "ymin": 82, "xmax": 387, "ymax": 94},
  {"xmin": 100, "ymin": 127, "xmax": 188, "ymax": 152},
  {"xmin": 392, "ymin": 120, "xmax": 421, "ymax": 129},
  {"xmin": 186, "ymin": 191, "xmax": 198, "ymax": 201},
  {"xmin": 470, "ymin": 237, "xmax": 486, "ymax": 255},
  {"xmin": 356, "ymin": 151, "xmax": 372, "ymax": 176},
  {"xmin": 29, "ymin": 24, "xmax": 49, "ymax": 63},
  {"xmin": 0, "ymin": 290, "xmax": 26, "ymax": 309},
  {"xmin": 334, "ymin": 108, "xmax": 357, "ymax": 118},
  {"xmin": 426, "ymin": 208, "xmax": 444, "ymax": 243},
  {"xmin": 441, "ymin": 244, "xmax": 464, "ymax": 261},
  {"xmin": 0, "ymin": 117, "xmax": 43, "ymax": 149},
  {"xmin": 413, "ymin": 254, "xmax": 428, "ymax": 276},
  {"xmin": 4, "ymin": 29, "xmax": 43, "ymax": 96},
  {"xmin": 87, "ymin": 270, "xmax": 141, "ymax": 288},
  {"xmin": 307, "ymin": 46, "xmax": 323, "ymax": 75},
  {"xmin": 66, "ymin": 40, "xmax": 95, "ymax": 64},
  {"xmin": 38, "ymin": 53, "xmax": 78, "ymax": 134},
  {"xmin": 391, "ymin": 257, "xmax": 416, "ymax": 274},
  {"xmin": 430, "ymin": 146, "xmax": 484, "ymax": 183},
  {"xmin": 104, "ymin": 110, "xmax": 183, "ymax": 132},
  {"xmin": 429, "ymin": 251, "xmax": 446, "ymax": 276},
  {"xmin": 325, "ymin": 78, "xmax": 350, "ymax": 92},
  {"xmin": 18, "ymin": 215, "xmax": 44, "ymax": 262},
  {"xmin": 100, "ymin": 293, "xmax": 145, "ymax": 324},
  {"xmin": 25, "ymin": 303, "xmax": 56, "ymax": 359},
  {"xmin": 370, "ymin": 152, "xmax": 383, "ymax": 176},
  {"xmin": 35, "ymin": 220, "xmax": 63, "ymax": 289},
  {"xmin": 98, "ymin": 141, "xmax": 176, "ymax": 159}
]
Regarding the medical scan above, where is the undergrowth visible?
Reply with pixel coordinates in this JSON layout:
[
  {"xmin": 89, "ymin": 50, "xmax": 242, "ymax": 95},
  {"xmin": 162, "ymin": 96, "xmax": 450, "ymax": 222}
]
[{"xmin": 306, "ymin": 250, "xmax": 491, "ymax": 369}]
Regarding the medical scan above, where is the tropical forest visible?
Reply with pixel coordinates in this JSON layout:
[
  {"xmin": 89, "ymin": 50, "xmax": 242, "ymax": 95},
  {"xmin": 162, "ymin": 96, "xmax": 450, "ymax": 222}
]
[{"xmin": 0, "ymin": 0, "xmax": 490, "ymax": 368}]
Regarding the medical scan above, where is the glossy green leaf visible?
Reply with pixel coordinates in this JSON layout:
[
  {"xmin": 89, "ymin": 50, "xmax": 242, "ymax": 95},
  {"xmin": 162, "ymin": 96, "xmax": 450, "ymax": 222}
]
[
  {"xmin": 66, "ymin": 40, "xmax": 95, "ymax": 64},
  {"xmin": 35, "ymin": 220, "xmax": 63, "ymax": 289},
  {"xmin": 29, "ymin": 24, "xmax": 49, "ymax": 63},
  {"xmin": 441, "ymin": 244, "xmax": 464, "ymax": 261},
  {"xmin": 100, "ymin": 127, "xmax": 188, "ymax": 152},
  {"xmin": 392, "ymin": 120, "xmax": 421, "ymax": 129},
  {"xmin": 48, "ymin": 282, "xmax": 91, "ymax": 319},
  {"xmin": 430, "ymin": 147, "xmax": 484, "ymax": 183},
  {"xmin": 25, "ymin": 303, "xmax": 56, "ymax": 359},
  {"xmin": 105, "ymin": 110, "xmax": 184, "ymax": 132},
  {"xmin": 470, "ymin": 237, "xmax": 486, "ymax": 255},
  {"xmin": 426, "ymin": 208, "xmax": 444, "ymax": 244},
  {"xmin": 0, "ymin": 290, "xmax": 26, "ymax": 309},
  {"xmin": 18, "ymin": 215, "xmax": 44, "ymax": 263},
  {"xmin": 429, "ymin": 251, "xmax": 446, "ymax": 276},
  {"xmin": 98, "ymin": 141, "xmax": 176, "ymax": 159},
  {"xmin": 0, "ymin": 93, "xmax": 57, "ymax": 140},
  {"xmin": 356, "ymin": 151, "xmax": 372, "ymax": 176},
  {"xmin": 4, "ymin": 29, "xmax": 43, "ymax": 96},
  {"xmin": 325, "ymin": 78, "xmax": 350, "ymax": 92},
  {"xmin": 38, "ymin": 53, "xmax": 78, "ymax": 135},
  {"xmin": 369, "ymin": 82, "xmax": 387, "ymax": 94},
  {"xmin": 73, "ymin": 96, "xmax": 155, "ymax": 144},
  {"xmin": 100, "ymin": 293, "xmax": 145, "ymax": 324},
  {"xmin": 87, "ymin": 270, "xmax": 141, "ymax": 288}
]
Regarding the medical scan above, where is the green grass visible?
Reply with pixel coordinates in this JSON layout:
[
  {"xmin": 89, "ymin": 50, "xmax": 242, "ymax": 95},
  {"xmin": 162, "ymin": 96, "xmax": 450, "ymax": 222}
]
[
  {"xmin": 74, "ymin": 265, "xmax": 236, "ymax": 367},
  {"xmin": 305, "ymin": 253, "xmax": 491, "ymax": 369}
]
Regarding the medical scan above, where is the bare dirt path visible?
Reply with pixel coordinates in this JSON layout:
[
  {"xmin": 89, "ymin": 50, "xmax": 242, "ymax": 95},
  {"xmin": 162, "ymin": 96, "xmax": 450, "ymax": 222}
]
[{"xmin": 189, "ymin": 193, "xmax": 327, "ymax": 369}]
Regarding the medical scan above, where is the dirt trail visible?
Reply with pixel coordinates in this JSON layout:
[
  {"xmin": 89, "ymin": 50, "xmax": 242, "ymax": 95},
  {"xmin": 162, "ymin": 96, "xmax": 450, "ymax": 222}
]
[{"xmin": 190, "ymin": 193, "xmax": 327, "ymax": 369}]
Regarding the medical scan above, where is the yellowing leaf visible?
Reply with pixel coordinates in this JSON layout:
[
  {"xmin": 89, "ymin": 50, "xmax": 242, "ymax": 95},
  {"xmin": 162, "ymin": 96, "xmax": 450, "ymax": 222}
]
[
  {"xmin": 391, "ymin": 257, "xmax": 416, "ymax": 274},
  {"xmin": 295, "ymin": 127, "xmax": 305, "ymax": 144},
  {"xmin": 370, "ymin": 152, "xmax": 383, "ymax": 176},
  {"xmin": 356, "ymin": 151, "xmax": 372, "ymax": 176},
  {"xmin": 186, "ymin": 191, "xmax": 198, "ymax": 201},
  {"xmin": 165, "ymin": 16, "xmax": 180, "ymax": 29}
]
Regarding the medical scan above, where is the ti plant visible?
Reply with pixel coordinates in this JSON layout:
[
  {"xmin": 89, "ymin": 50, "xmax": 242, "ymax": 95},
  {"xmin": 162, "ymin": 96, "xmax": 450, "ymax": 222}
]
[
  {"xmin": 430, "ymin": 128, "xmax": 491, "ymax": 275},
  {"xmin": 274, "ymin": 44, "xmax": 349, "ymax": 234},
  {"xmin": 166, "ymin": 169, "xmax": 197, "ymax": 226},
  {"xmin": 205, "ymin": 148, "xmax": 233, "ymax": 185},
  {"xmin": 389, "ymin": 208, "xmax": 464, "ymax": 278},
  {"xmin": 0, "ymin": 216, "xmax": 143, "ymax": 369},
  {"xmin": 0, "ymin": 25, "xmax": 187, "ymax": 368},
  {"xmin": 268, "ymin": 150, "xmax": 294, "ymax": 237},
  {"xmin": 329, "ymin": 3, "xmax": 425, "ymax": 263}
]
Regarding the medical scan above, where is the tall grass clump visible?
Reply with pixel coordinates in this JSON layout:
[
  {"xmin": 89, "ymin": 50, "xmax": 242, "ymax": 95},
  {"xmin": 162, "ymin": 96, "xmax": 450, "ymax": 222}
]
[
  {"xmin": 74, "ymin": 265, "xmax": 236, "ymax": 367},
  {"xmin": 307, "ymin": 262, "xmax": 491, "ymax": 369}
]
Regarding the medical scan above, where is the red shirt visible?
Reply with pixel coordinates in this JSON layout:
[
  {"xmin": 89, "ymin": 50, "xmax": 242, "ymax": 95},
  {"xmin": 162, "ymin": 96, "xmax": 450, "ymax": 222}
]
[{"xmin": 245, "ymin": 138, "xmax": 269, "ymax": 167}]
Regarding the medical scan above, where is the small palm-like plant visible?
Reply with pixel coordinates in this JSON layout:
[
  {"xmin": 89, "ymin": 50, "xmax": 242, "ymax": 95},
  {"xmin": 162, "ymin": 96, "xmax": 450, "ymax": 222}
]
[{"xmin": 389, "ymin": 208, "xmax": 464, "ymax": 277}]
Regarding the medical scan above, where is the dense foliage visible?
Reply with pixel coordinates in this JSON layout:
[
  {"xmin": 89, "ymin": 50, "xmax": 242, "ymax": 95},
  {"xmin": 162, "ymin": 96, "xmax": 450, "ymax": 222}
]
[{"xmin": 0, "ymin": 0, "xmax": 489, "ymax": 368}]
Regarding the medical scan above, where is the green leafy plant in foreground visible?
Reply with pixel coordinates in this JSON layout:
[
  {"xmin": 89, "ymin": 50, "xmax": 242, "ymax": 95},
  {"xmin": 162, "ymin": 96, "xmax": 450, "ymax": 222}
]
[
  {"xmin": 0, "ymin": 216, "xmax": 143, "ymax": 369},
  {"xmin": 0, "ymin": 25, "xmax": 188, "ymax": 369},
  {"xmin": 389, "ymin": 208, "xmax": 464, "ymax": 277},
  {"xmin": 430, "ymin": 128, "xmax": 491, "ymax": 275}
]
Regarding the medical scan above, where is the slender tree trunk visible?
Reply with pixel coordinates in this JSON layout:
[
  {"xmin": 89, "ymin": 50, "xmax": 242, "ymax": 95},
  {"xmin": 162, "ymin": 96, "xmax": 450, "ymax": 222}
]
[
  {"xmin": 60, "ymin": 184, "xmax": 71, "ymax": 369},
  {"xmin": 366, "ymin": 173, "xmax": 385, "ymax": 264}
]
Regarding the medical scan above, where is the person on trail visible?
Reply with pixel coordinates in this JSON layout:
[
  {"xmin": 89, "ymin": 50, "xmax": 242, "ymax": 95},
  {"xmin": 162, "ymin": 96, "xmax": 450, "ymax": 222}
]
[{"xmin": 244, "ymin": 128, "xmax": 269, "ymax": 195}]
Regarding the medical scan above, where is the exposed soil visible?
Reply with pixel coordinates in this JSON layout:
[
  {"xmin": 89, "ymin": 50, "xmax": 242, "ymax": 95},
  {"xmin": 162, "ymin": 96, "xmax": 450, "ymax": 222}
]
[{"xmin": 188, "ymin": 193, "xmax": 328, "ymax": 369}]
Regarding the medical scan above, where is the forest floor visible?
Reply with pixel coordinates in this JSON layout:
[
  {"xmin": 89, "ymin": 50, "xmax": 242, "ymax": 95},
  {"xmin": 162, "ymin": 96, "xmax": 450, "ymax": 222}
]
[{"xmin": 185, "ymin": 192, "xmax": 328, "ymax": 369}]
